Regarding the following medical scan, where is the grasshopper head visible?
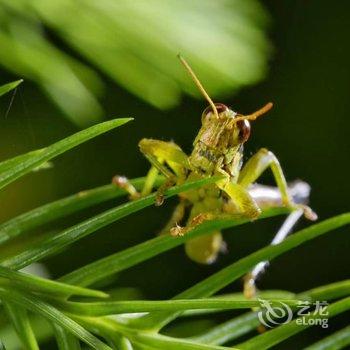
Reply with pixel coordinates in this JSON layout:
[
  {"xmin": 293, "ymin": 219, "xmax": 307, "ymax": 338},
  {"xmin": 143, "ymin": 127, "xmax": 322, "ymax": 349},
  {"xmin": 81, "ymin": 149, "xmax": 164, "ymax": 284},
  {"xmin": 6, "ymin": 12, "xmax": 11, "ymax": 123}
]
[
  {"xmin": 201, "ymin": 103, "xmax": 250, "ymax": 146},
  {"xmin": 199, "ymin": 102, "xmax": 272, "ymax": 148},
  {"xmin": 177, "ymin": 54, "xmax": 272, "ymax": 153}
]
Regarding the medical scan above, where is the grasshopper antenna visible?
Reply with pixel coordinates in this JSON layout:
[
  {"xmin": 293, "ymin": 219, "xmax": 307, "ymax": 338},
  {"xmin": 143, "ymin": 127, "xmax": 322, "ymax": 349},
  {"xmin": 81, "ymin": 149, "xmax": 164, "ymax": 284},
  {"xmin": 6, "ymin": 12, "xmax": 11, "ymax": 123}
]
[
  {"xmin": 177, "ymin": 54, "xmax": 219, "ymax": 119},
  {"xmin": 234, "ymin": 102, "xmax": 273, "ymax": 123}
]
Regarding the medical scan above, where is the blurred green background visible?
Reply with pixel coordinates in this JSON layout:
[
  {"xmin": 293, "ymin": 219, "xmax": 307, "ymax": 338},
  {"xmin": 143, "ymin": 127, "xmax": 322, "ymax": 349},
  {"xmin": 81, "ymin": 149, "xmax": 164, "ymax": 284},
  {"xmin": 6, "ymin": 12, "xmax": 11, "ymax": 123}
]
[{"xmin": 0, "ymin": 1, "xmax": 349, "ymax": 348}]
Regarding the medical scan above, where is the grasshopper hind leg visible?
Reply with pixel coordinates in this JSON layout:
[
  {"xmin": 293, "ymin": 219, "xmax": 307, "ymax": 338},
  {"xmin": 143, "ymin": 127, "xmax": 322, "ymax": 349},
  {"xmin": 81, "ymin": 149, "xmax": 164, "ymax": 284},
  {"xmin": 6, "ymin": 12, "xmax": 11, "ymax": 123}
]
[
  {"xmin": 239, "ymin": 148, "xmax": 317, "ymax": 221},
  {"xmin": 243, "ymin": 209, "xmax": 304, "ymax": 298},
  {"xmin": 243, "ymin": 180, "xmax": 313, "ymax": 299}
]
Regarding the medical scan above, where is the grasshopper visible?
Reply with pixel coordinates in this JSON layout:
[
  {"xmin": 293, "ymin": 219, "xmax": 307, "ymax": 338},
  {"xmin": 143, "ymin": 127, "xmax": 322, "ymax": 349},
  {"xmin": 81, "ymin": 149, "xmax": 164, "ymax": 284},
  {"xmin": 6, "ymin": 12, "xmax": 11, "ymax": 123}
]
[{"xmin": 113, "ymin": 56, "xmax": 317, "ymax": 298}]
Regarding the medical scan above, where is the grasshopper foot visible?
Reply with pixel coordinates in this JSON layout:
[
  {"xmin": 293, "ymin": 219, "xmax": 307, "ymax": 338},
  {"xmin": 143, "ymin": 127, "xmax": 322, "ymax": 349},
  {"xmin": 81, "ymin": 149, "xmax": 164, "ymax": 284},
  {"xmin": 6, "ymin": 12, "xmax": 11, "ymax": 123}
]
[
  {"xmin": 112, "ymin": 175, "xmax": 140, "ymax": 200},
  {"xmin": 288, "ymin": 203, "xmax": 317, "ymax": 221},
  {"xmin": 243, "ymin": 273, "xmax": 257, "ymax": 300},
  {"xmin": 170, "ymin": 213, "xmax": 214, "ymax": 237},
  {"xmin": 170, "ymin": 224, "xmax": 186, "ymax": 236},
  {"xmin": 243, "ymin": 273, "xmax": 268, "ymax": 333},
  {"xmin": 155, "ymin": 177, "xmax": 176, "ymax": 206},
  {"xmin": 155, "ymin": 194, "xmax": 165, "ymax": 206},
  {"xmin": 301, "ymin": 205, "xmax": 318, "ymax": 221}
]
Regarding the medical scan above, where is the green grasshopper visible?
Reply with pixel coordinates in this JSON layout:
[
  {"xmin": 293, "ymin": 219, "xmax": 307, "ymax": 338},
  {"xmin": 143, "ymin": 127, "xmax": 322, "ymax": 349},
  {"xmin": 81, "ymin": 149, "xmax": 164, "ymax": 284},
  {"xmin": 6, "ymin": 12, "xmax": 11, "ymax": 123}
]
[{"xmin": 113, "ymin": 56, "xmax": 317, "ymax": 298}]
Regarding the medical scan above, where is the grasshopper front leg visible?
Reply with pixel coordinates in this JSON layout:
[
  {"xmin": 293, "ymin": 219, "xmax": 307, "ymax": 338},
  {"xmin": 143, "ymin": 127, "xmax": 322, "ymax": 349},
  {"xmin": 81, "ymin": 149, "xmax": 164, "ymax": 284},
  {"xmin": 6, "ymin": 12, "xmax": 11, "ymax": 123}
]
[
  {"xmin": 180, "ymin": 200, "xmax": 226, "ymax": 264},
  {"xmin": 138, "ymin": 139, "xmax": 190, "ymax": 205},
  {"xmin": 158, "ymin": 200, "xmax": 188, "ymax": 236},
  {"xmin": 113, "ymin": 138, "xmax": 190, "ymax": 204},
  {"xmin": 170, "ymin": 166, "xmax": 261, "ymax": 237}
]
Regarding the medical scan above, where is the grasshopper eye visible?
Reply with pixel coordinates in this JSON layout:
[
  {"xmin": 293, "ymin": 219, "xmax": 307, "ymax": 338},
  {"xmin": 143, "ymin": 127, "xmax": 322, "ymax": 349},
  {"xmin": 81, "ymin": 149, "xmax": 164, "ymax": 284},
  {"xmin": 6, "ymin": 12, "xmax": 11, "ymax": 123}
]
[
  {"xmin": 201, "ymin": 103, "xmax": 228, "ymax": 122},
  {"xmin": 237, "ymin": 119, "xmax": 251, "ymax": 143}
]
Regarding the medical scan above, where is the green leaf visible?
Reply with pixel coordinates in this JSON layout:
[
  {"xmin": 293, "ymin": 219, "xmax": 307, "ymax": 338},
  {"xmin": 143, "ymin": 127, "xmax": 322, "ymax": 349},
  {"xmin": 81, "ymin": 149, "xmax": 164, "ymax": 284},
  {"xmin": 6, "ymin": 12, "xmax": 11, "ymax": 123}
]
[
  {"xmin": 0, "ymin": 1, "xmax": 270, "ymax": 123},
  {"xmin": 74, "ymin": 316, "xmax": 234, "ymax": 350},
  {"xmin": 1, "ymin": 176, "xmax": 221, "ymax": 270},
  {"xmin": 189, "ymin": 281, "xmax": 350, "ymax": 346},
  {"xmin": 60, "ymin": 207, "xmax": 288, "ymax": 287},
  {"xmin": 181, "ymin": 290, "xmax": 296, "ymax": 317},
  {"xmin": 237, "ymin": 297, "xmax": 350, "ymax": 350},
  {"xmin": 0, "ymin": 80, "xmax": 23, "ymax": 97},
  {"xmin": 0, "ymin": 266, "xmax": 108, "ymax": 298},
  {"xmin": 0, "ymin": 176, "xmax": 164, "ymax": 245},
  {"xmin": 0, "ymin": 150, "xmax": 43, "ymax": 174},
  {"xmin": 189, "ymin": 312, "xmax": 259, "ymax": 346},
  {"xmin": 0, "ymin": 287, "xmax": 112, "ymax": 350},
  {"xmin": 57, "ymin": 298, "xmax": 301, "ymax": 316},
  {"xmin": 0, "ymin": 28, "xmax": 104, "ymax": 126},
  {"xmin": 115, "ymin": 336, "xmax": 133, "ymax": 350},
  {"xmin": 132, "ymin": 213, "xmax": 350, "ymax": 330},
  {"xmin": 130, "ymin": 333, "xmax": 235, "ymax": 350},
  {"xmin": 304, "ymin": 325, "xmax": 350, "ymax": 350},
  {"xmin": 298, "ymin": 279, "xmax": 350, "ymax": 301},
  {"xmin": 0, "ymin": 118, "xmax": 132, "ymax": 190},
  {"xmin": 53, "ymin": 324, "xmax": 81, "ymax": 350},
  {"xmin": 3, "ymin": 302, "xmax": 39, "ymax": 350},
  {"xmin": 0, "ymin": 314, "xmax": 52, "ymax": 350}
]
